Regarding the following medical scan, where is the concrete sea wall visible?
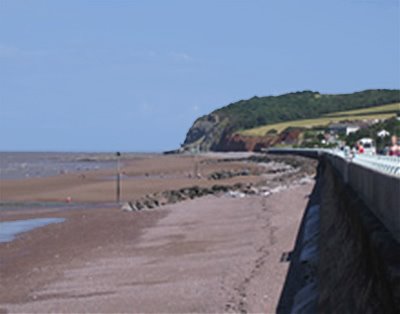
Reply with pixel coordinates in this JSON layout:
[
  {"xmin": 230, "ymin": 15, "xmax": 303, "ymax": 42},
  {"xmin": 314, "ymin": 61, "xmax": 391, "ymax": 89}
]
[
  {"xmin": 325, "ymin": 154, "xmax": 400, "ymax": 243},
  {"xmin": 318, "ymin": 159, "xmax": 400, "ymax": 313},
  {"xmin": 271, "ymin": 150, "xmax": 400, "ymax": 313}
]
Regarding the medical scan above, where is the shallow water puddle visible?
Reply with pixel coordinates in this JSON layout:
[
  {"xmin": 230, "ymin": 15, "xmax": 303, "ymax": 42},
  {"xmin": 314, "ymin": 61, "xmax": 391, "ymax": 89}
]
[{"xmin": 0, "ymin": 217, "xmax": 65, "ymax": 243}]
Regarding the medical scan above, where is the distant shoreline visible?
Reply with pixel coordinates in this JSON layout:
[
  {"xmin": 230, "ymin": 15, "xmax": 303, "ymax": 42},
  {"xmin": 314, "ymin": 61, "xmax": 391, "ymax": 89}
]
[{"xmin": 0, "ymin": 151, "xmax": 160, "ymax": 180}]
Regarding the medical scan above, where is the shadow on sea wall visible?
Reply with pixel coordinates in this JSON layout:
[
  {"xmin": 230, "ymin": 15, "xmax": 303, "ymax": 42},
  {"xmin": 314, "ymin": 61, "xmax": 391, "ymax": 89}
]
[
  {"xmin": 318, "ymin": 159, "xmax": 400, "ymax": 313},
  {"xmin": 276, "ymin": 163, "xmax": 321, "ymax": 314},
  {"xmin": 277, "ymin": 158, "xmax": 400, "ymax": 313}
]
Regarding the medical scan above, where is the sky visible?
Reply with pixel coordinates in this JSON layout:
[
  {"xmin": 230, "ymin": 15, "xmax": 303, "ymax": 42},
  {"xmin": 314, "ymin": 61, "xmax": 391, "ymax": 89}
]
[{"xmin": 0, "ymin": 0, "xmax": 399, "ymax": 152}]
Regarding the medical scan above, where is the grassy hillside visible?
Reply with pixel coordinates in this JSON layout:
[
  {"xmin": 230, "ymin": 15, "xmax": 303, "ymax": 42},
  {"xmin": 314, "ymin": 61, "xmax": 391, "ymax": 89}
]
[
  {"xmin": 241, "ymin": 103, "xmax": 399, "ymax": 136},
  {"xmin": 214, "ymin": 90, "xmax": 400, "ymax": 131},
  {"xmin": 183, "ymin": 89, "xmax": 400, "ymax": 151},
  {"xmin": 325, "ymin": 102, "xmax": 400, "ymax": 117}
]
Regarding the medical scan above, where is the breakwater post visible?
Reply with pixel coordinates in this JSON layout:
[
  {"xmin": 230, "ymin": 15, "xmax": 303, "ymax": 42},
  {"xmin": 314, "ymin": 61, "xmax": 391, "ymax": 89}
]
[{"xmin": 116, "ymin": 151, "xmax": 121, "ymax": 203}]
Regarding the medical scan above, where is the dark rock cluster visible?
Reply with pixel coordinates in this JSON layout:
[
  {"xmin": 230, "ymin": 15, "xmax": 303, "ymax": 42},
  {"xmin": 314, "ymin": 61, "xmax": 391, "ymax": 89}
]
[
  {"xmin": 121, "ymin": 183, "xmax": 258, "ymax": 212},
  {"xmin": 122, "ymin": 154, "xmax": 317, "ymax": 212},
  {"xmin": 208, "ymin": 169, "xmax": 251, "ymax": 180}
]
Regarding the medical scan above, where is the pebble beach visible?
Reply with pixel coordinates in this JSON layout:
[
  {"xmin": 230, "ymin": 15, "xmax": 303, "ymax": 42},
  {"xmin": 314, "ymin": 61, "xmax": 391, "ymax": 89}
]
[{"xmin": 0, "ymin": 153, "xmax": 317, "ymax": 313}]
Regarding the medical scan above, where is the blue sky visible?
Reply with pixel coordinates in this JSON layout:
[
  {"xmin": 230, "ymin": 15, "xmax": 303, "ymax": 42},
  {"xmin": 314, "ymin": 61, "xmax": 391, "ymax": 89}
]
[{"xmin": 0, "ymin": 0, "xmax": 399, "ymax": 152}]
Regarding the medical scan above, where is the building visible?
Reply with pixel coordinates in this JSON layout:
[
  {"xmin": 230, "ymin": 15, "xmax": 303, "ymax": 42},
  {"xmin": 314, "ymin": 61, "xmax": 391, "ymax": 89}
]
[
  {"xmin": 377, "ymin": 129, "xmax": 390, "ymax": 138},
  {"xmin": 328, "ymin": 123, "xmax": 360, "ymax": 136}
]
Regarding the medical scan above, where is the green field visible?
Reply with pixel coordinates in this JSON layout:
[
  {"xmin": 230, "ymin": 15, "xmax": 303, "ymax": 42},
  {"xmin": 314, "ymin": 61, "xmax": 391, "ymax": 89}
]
[
  {"xmin": 325, "ymin": 102, "xmax": 400, "ymax": 117},
  {"xmin": 241, "ymin": 103, "xmax": 399, "ymax": 136}
]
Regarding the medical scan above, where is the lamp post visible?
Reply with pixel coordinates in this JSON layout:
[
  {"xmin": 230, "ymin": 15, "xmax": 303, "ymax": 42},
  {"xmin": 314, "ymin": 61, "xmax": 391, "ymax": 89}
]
[{"xmin": 116, "ymin": 151, "xmax": 121, "ymax": 204}]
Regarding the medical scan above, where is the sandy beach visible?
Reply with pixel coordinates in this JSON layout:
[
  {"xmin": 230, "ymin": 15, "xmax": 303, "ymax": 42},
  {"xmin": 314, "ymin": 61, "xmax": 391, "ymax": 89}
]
[
  {"xmin": 0, "ymin": 154, "xmax": 263, "ymax": 203},
  {"xmin": 0, "ymin": 154, "xmax": 316, "ymax": 313}
]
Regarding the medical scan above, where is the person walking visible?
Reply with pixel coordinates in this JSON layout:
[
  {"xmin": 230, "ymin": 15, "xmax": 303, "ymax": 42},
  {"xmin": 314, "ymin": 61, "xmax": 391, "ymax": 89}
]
[
  {"xmin": 389, "ymin": 135, "xmax": 400, "ymax": 156},
  {"xmin": 357, "ymin": 141, "xmax": 365, "ymax": 154}
]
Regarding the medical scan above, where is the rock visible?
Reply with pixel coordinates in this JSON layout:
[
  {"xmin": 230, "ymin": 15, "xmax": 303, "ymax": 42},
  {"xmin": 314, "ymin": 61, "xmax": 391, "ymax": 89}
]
[
  {"xmin": 234, "ymin": 183, "xmax": 244, "ymax": 190},
  {"xmin": 143, "ymin": 200, "xmax": 153, "ymax": 209},
  {"xmin": 270, "ymin": 186, "xmax": 287, "ymax": 194},
  {"xmin": 227, "ymin": 190, "xmax": 246, "ymax": 198},
  {"xmin": 142, "ymin": 196, "xmax": 159, "ymax": 209},
  {"xmin": 299, "ymin": 176, "xmax": 313, "ymax": 185},
  {"xmin": 247, "ymin": 187, "xmax": 259, "ymax": 195},
  {"xmin": 187, "ymin": 188, "xmax": 198, "ymax": 199},
  {"xmin": 135, "ymin": 201, "xmax": 144, "ymax": 210},
  {"xmin": 181, "ymin": 188, "xmax": 191, "ymax": 196},
  {"xmin": 124, "ymin": 182, "xmax": 257, "ymax": 213},
  {"xmin": 212, "ymin": 185, "xmax": 229, "ymax": 193},
  {"xmin": 121, "ymin": 202, "xmax": 134, "ymax": 211},
  {"xmin": 182, "ymin": 113, "xmax": 225, "ymax": 151},
  {"xmin": 168, "ymin": 194, "xmax": 179, "ymax": 204},
  {"xmin": 208, "ymin": 169, "xmax": 252, "ymax": 180}
]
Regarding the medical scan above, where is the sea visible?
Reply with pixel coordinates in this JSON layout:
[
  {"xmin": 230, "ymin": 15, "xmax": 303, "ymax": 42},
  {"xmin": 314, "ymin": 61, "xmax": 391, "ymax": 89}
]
[{"xmin": 0, "ymin": 152, "xmax": 121, "ymax": 180}]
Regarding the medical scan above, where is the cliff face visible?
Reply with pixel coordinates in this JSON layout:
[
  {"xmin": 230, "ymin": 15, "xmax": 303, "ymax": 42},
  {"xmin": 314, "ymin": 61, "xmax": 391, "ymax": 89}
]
[
  {"xmin": 215, "ymin": 134, "xmax": 274, "ymax": 152},
  {"xmin": 183, "ymin": 114, "xmax": 229, "ymax": 151},
  {"xmin": 182, "ymin": 89, "xmax": 400, "ymax": 152}
]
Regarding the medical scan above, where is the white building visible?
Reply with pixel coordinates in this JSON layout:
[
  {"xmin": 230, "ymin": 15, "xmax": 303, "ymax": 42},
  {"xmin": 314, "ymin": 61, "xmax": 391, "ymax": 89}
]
[
  {"xmin": 328, "ymin": 123, "xmax": 360, "ymax": 136},
  {"xmin": 377, "ymin": 129, "xmax": 390, "ymax": 138}
]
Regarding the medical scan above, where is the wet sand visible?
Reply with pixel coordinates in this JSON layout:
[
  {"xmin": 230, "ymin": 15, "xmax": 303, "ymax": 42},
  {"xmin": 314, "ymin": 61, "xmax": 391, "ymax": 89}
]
[
  {"xmin": 0, "ymin": 154, "xmax": 263, "ymax": 203},
  {"xmin": 0, "ymin": 154, "xmax": 315, "ymax": 313},
  {"xmin": 0, "ymin": 207, "xmax": 165, "ymax": 307}
]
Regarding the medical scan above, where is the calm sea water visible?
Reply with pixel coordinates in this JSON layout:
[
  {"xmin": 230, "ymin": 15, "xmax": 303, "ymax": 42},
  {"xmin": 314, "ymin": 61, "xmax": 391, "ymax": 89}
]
[
  {"xmin": 0, "ymin": 218, "xmax": 65, "ymax": 243},
  {"xmin": 0, "ymin": 152, "xmax": 154, "ymax": 180}
]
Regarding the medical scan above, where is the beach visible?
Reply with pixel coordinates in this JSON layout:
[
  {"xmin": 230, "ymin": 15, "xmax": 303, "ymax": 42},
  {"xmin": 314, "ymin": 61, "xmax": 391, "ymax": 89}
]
[
  {"xmin": 0, "ymin": 153, "xmax": 316, "ymax": 313},
  {"xmin": 0, "ymin": 153, "xmax": 264, "ymax": 203}
]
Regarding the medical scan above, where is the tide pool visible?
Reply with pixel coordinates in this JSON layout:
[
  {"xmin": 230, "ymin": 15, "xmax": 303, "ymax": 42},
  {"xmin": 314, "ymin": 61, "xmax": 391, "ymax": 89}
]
[{"xmin": 0, "ymin": 218, "xmax": 65, "ymax": 243}]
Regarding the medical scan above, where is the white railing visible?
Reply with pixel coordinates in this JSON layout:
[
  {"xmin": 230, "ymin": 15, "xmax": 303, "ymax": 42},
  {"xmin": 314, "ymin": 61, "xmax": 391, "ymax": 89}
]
[
  {"xmin": 265, "ymin": 147, "xmax": 400, "ymax": 177},
  {"xmin": 351, "ymin": 153, "xmax": 400, "ymax": 176},
  {"xmin": 324, "ymin": 149, "xmax": 400, "ymax": 177},
  {"xmin": 265, "ymin": 147, "xmax": 400, "ymax": 243}
]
